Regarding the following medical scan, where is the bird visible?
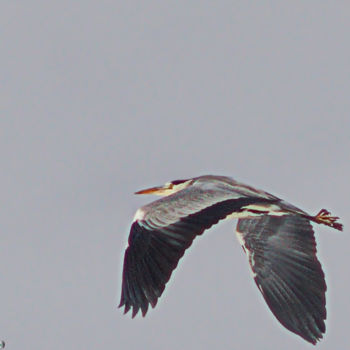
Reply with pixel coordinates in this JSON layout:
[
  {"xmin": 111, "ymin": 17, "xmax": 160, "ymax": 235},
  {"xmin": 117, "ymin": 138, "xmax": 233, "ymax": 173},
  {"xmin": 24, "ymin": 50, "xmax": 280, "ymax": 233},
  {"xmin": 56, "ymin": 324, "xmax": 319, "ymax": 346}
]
[{"xmin": 119, "ymin": 175, "xmax": 343, "ymax": 344}]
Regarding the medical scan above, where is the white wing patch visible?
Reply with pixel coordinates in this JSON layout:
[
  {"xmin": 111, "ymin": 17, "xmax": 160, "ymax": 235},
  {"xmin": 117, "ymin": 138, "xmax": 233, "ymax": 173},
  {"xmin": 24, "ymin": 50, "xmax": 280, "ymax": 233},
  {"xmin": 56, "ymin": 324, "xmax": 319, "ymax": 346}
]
[
  {"xmin": 242, "ymin": 203, "xmax": 289, "ymax": 216},
  {"xmin": 226, "ymin": 203, "xmax": 288, "ymax": 220},
  {"xmin": 133, "ymin": 208, "xmax": 146, "ymax": 222},
  {"xmin": 235, "ymin": 229, "xmax": 246, "ymax": 249},
  {"xmin": 235, "ymin": 228, "xmax": 257, "ymax": 278}
]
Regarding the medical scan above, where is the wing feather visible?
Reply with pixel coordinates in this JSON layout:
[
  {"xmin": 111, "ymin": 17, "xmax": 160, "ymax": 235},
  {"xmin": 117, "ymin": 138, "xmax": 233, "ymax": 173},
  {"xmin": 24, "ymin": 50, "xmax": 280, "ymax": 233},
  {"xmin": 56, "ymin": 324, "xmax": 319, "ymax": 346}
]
[
  {"xmin": 236, "ymin": 215, "xmax": 326, "ymax": 344},
  {"xmin": 120, "ymin": 196, "xmax": 273, "ymax": 317}
]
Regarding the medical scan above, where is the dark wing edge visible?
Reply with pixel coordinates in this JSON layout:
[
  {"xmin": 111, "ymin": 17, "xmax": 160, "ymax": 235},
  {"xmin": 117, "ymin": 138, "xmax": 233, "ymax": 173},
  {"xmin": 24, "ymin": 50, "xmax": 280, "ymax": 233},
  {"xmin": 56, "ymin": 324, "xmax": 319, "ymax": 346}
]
[
  {"xmin": 236, "ymin": 214, "xmax": 327, "ymax": 345},
  {"xmin": 119, "ymin": 197, "xmax": 271, "ymax": 318}
]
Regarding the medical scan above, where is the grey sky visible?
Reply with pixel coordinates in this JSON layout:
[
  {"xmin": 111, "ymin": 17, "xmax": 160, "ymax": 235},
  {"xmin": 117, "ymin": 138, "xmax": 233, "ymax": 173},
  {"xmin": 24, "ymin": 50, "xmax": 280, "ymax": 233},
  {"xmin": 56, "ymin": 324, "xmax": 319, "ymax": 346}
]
[{"xmin": 1, "ymin": 1, "xmax": 349, "ymax": 349}]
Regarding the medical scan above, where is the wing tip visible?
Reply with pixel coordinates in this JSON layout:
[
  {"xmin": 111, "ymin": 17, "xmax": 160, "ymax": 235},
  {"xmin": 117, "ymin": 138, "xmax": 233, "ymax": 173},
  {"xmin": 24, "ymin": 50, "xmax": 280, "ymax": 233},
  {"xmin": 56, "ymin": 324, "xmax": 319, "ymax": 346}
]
[
  {"xmin": 118, "ymin": 303, "xmax": 151, "ymax": 318},
  {"xmin": 302, "ymin": 330, "xmax": 324, "ymax": 346},
  {"xmin": 119, "ymin": 292, "xmax": 154, "ymax": 318}
]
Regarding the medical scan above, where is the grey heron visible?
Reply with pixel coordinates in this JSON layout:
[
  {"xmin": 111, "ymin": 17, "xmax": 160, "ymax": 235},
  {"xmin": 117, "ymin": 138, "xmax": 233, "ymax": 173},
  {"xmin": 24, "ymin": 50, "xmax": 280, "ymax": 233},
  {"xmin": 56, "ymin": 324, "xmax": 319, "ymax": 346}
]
[{"xmin": 119, "ymin": 175, "xmax": 342, "ymax": 344}]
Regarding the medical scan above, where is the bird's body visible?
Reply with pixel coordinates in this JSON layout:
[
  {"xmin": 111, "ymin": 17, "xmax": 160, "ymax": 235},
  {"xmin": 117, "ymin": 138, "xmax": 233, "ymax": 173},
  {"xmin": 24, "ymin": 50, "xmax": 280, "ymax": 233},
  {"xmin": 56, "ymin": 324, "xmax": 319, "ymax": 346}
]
[{"xmin": 119, "ymin": 175, "xmax": 342, "ymax": 345}]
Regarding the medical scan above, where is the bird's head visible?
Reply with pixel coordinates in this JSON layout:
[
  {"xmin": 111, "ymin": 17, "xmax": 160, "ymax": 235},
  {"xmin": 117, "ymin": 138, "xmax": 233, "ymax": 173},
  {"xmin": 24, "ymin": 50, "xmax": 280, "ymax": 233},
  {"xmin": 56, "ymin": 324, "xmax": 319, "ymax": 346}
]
[{"xmin": 135, "ymin": 178, "xmax": 192, "ymax": 196}]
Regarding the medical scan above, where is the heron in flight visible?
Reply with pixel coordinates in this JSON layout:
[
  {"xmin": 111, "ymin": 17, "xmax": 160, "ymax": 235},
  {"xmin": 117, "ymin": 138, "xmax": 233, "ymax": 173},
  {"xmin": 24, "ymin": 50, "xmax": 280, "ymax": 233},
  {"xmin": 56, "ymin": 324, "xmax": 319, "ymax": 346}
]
[{"xmin": 119, "ymin": 175, "xmax": 342, "ymax": 344}]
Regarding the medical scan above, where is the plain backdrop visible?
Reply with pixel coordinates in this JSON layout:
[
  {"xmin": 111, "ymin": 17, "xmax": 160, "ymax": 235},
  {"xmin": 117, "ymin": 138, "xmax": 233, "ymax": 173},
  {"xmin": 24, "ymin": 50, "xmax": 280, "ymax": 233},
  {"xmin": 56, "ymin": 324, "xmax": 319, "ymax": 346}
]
[{"xmin": 1, "ymin": 1, "xmax": 349, "ymax": 349}]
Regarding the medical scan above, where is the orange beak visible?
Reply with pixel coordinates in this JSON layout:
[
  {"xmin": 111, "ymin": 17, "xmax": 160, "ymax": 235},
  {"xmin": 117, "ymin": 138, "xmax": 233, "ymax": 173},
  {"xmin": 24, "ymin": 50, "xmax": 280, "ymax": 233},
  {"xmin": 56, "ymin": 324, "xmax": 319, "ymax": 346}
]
[{"xmin": 134, "ymin": 186, "xmax": 164, "ymax": 195}]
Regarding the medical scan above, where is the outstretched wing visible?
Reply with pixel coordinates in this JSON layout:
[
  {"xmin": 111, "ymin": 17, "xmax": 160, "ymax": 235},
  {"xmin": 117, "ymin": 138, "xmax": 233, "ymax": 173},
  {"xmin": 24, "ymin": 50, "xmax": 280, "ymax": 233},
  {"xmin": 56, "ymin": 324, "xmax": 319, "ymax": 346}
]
[
  {"xmin": 236, "ymin": 214, "xmax": 326, "ymax": 344},
  {"xmin": 120, "ymin": 186, "xmax": 275, "ymax": 318}
]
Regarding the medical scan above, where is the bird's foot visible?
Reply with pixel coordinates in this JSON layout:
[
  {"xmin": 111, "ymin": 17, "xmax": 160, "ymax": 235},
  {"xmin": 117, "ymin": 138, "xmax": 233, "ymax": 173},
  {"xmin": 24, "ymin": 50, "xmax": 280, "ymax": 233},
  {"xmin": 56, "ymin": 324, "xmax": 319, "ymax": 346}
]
[{"xmin": 314, "ymin": 209, "xmax": 343, "ymax": 231}]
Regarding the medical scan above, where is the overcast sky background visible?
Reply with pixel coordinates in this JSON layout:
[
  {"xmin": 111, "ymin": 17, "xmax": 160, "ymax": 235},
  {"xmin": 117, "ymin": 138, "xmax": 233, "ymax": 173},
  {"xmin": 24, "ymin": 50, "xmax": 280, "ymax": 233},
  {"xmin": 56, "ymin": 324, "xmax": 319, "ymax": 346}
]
[{"xmin": 1, "ymin": 2, "xmax": 349, "ymax": 349}]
